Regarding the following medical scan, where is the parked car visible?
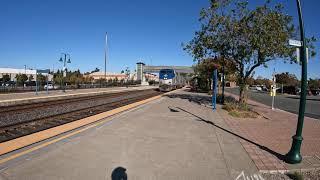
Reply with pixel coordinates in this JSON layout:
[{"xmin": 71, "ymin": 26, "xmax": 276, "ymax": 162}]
[
  {"xmin": 255, "ymin": 86, "xmax": 262, "ymax": 91},
  {"xmin": 44, "ymin": 84, "xmax": 54, "ymax": 90}
]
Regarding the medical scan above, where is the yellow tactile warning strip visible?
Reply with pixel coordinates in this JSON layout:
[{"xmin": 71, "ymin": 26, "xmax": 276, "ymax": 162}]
[{"xmin": 0, "ymin": 94, "xmax": 163, "ymax": 163}]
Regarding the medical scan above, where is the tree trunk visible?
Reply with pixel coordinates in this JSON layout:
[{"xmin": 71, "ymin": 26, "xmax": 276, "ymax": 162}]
[
  {"xmin": 239, "ymin": 84, "xmax": 246, "ymax": 104},
  {"xmin": 238, "ymin": 78, "xmax": 248, "ymax": 104}
]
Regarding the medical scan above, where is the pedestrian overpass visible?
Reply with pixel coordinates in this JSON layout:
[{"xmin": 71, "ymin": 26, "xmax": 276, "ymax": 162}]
[{"xmin": 136, "ymin": 62, "xmax": 194, "ymax": 84}]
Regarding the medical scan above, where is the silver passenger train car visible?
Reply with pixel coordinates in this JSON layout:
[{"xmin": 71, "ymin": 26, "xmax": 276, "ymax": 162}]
[{"xmin": 159, "ymin": 69, "xmax": 184, "ymax": 91}]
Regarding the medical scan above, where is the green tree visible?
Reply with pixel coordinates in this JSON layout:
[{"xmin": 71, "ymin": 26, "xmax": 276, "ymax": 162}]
[
  {"xmin": 28, "ymin": 75, "xmax": 34, "ymax": 81},
  {"xmin": 3, "ymin": 74, "xmax": 10, "ymax": 83},
  {"xmin": 114, "ymin": 77, "xmax": 118, "ymax": 83},
  {"xmin": 246, "ymin": 77, "xmax": 255, "ymax": 86},
  {"xmin": 16, "ymin": 74, "xmax": 28, "ymax": 86},
  {"xmin": 53, "ymin": 70, "xmax": 63, "ymax": 86},
  {"xmin": 84, "ymin": 76, "xmax": 94, "ymax": 84},
  {"xmin": 37, "ymin": 74, "xmax": 47, "ymax": 86},
  {"xmin": 69, "ymin": 74, "xmax": 78, "ymax": 86},
  {"xmin": 91, "ymin": 67, "xmax": 100, "ymax": 73},
  {"xmin": 275, "ymin": 72, "xmax": 299, "ymax": 86},
  {"xmin": 184, "ymin": 0, "xmax": 316, "ymax": 104},
  {"xmin": 194, "ymin": 58, "xmax": 220, "ymax": 91},
  {"xmin": 107, "ymin": 78, "xmax": 113, "ymax": 85},
  {"xmin": 308, "ymin": 78, "xmax": 320, "ymax": 90}
]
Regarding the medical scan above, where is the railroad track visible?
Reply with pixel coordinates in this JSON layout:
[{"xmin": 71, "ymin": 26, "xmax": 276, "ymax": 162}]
[
  {"xmin": 0, "ymin": 89, "xmax": 162, "ymax": 143},
  {"xmin": 0, "ymin": 89, "xmax": 151, "ymax": 113}
]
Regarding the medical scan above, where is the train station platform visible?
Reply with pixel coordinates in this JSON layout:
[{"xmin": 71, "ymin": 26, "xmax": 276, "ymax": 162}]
[
  {"xmin": 0, "ymin": 89, "xmax": 258, "ymax": 180},
  {"xmin": 0, "ymin": 86, "xmax": 157, "ymax": 106}
]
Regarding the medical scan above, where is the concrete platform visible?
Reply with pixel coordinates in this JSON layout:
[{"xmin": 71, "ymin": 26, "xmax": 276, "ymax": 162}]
[
  {"xmin": 0, "ymin": 86, "xmax": 157, "ymax": 107},
  {"xmin": 0, "ymin": 89, "xmax": 258, "ymax": 180}
]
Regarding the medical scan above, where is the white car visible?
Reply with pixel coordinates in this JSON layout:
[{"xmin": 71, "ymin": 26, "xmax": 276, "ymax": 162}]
[
  {"xmin": 256, "ymin": 86, "xmax": 262, "ymax": 91},
  {"xmin": 44, "ymin": 84, "xmax": 54, "ymax": 89}
]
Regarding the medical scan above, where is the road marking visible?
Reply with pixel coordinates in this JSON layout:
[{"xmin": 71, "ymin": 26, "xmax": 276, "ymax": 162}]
[{"xmin": 0, "ymin": 94, "xmax": 163, "ymax": 164}]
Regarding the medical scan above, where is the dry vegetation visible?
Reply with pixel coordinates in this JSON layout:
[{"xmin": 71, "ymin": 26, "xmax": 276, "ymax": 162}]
[{"xmin": 221, "ymin": 95, "xmax": 259, "ymax": 118}]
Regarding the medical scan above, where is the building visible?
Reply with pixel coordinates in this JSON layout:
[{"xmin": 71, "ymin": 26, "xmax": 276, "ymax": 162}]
[
  {"xmin": 0, "ymin": 68, "xmax": 53, "ymax": 81},
  {"xmin": 145, "ymin": 73, "xmax": 158, "ymax": 82},
  {"xmin": 86, "ymin": 72, "xmax": 127, "ymax": 81},
  {"xmin": 136, "ymin": 62, "xmax": 145, "ymax": 81}
]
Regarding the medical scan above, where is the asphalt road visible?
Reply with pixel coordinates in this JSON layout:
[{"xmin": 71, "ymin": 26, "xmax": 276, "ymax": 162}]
[{"xmin": 225, "ymin": 88, "xmax": 320, "ymax": 119}]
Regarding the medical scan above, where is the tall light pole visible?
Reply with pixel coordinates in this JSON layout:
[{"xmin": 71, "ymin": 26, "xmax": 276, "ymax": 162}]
[
  {"xmin": 59, "ymin": 53, "xmax": 71, "ymax": 92},
  {"xmin": 285, "ymin": 0, "xmax": 307, "ymax": 164},
  {"xmin": 104, "ymin": 32, "xmax": 108, "ymax": 86},
  {"xmin": 24, "ymin": 65, "xmax": 27, "ymax": 89}
]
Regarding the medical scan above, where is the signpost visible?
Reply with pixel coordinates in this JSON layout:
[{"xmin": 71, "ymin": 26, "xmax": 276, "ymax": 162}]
[
  {"xmin": 286, "ymin": 0, "xmax": 308, "ymax": 164},
  {"xmin": 35, "ymin": 69, "xmax": 50, "ymax": 95},
  {"xmin": 270, "ymin": 85, "xmax": 276, "ymax": 110},
  {"xmin": 212, "ymin": 69, "xmax": 217, "ymax": 111},
  {"xmin": 289, "ymin": 39, "xmax": 302, "ymax": 47}
]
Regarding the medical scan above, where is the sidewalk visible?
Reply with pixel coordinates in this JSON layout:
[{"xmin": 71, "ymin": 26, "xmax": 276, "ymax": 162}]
[
  {"xmin": 223, "ymin": 92, "xmax": 320, "ymax": 172},
  {"xmin": 0, "ymin": 89, "xmax": 258, "ymax": 180}
]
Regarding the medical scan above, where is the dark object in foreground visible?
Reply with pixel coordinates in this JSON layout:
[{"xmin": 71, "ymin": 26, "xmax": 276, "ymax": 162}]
[{"xmin": 111, "ymin": 167, "xmax": 127, "ymax": 180}]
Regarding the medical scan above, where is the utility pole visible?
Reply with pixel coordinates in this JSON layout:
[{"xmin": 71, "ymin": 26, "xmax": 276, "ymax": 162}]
[
  {"xmin": 285, "ymin": 0, "xmax": 308, "ymax": 164},
  {"xmin": 104, "ymin": 32, "xmax": 108, "ymax": 86},
  {"xmin": 24, "ymin": 65, "xmax": 26, "ymax": 89}
]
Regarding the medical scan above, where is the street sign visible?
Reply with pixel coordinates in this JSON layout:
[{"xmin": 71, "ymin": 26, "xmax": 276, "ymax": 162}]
[
  {"xmin": 296, "ymin": 47, "xmax": 309, "ymax": 64},
  {"xmin": 289, "ymin": 39, "xmax": 302, "ymax": 47},
  {"xmin": 270, "ymin": 85, "xmax": 276, "ymax": 97}
]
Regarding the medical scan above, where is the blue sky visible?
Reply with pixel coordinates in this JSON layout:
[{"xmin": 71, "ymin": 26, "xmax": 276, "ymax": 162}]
[{"xmin": 0, "ymin": 0, "xmax": 319, "ymax": 79}]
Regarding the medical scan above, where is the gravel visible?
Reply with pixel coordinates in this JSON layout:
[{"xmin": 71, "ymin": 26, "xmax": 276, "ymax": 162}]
[{"xmin": 0, "ymin": 90, "xmax": 156, "ymax": 127}]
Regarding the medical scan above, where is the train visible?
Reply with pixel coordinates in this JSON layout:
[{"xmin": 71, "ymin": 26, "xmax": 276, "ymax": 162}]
[{"xmin": 158, "ymin": 69, "xmax": 185, "ymax": 91}]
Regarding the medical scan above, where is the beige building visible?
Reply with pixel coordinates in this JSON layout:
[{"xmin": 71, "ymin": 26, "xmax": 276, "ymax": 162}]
[
  {"xmin": 145, "ymin": 73, "xmax": 158, "ymax": 81},
  {"xmin": 86, "ymin": 71, "xmax": 158, "ymax": 83},
  {"xmin": 86, "ymin": 72, "xmax": 127, "ymax": 81}
]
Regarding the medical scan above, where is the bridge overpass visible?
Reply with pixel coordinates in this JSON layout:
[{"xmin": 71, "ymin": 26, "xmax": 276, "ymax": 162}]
[{"xmin": 136, "ymin": 62, "xmax": 194, "ymax": 83}]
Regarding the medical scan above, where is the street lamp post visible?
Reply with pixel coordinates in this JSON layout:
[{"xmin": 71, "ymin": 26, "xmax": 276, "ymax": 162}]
[
  {"xmin": 104, "ymin": 32, "xmax": 108, "ymax": 87},
  {"xmin": 285, "ymin": 0, "xmax": 307, "ymax": 164},
  {"xmin": 59, "ymin": 53, "xmax": 71, "ymax": 92},
  {"xmin": 24, "ymin": 65, "xmax": 27, "ymax": 89}
]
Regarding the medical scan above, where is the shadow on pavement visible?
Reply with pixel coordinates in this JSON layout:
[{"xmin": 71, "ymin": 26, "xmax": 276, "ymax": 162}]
[
  {"xmin": 165, "ymin": 93, "xmax": 212, "ymax": 106},
  {"xmin": 165, "ymin": 90, "xmax": 239, "ymax": 107},
  {"xmin": 111, "ymin": 167, "xmax": 127, "ymax": 180},
  {"xmin": 167, "ymin": 106, "xmax": 285, "ymax": 161}
]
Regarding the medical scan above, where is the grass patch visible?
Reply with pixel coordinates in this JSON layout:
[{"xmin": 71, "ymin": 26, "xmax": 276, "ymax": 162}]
[{"xmin": 222, "ymin": 98, "xmax": 259, "ymax": 118}]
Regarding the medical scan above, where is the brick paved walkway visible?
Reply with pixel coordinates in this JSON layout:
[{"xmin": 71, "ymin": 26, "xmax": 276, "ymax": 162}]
[{"xmin": 219, "ymin": 92, "xmax": 320, "ymax": 171}]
